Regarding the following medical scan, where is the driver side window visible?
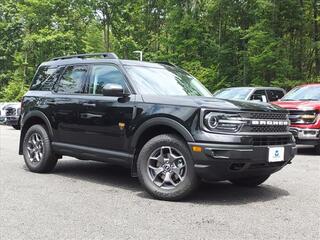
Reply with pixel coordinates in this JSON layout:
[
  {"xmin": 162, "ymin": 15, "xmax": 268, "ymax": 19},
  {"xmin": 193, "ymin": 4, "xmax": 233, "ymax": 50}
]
[{"xmin": 89, "ymin": 65, "xmax": 127, "ymax": 95}]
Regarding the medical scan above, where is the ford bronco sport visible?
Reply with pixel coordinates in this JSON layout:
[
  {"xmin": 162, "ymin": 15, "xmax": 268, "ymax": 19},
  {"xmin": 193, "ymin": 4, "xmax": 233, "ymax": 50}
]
[{"xmin": 19, "ymin": 52, "xmax": 296, "ymax": 200}]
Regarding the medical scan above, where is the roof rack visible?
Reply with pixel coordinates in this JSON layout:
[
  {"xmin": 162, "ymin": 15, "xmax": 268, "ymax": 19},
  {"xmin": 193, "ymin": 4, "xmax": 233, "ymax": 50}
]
[{"xmin": 51, "ymin": 52, "xmax": 119, "ymax": 61}]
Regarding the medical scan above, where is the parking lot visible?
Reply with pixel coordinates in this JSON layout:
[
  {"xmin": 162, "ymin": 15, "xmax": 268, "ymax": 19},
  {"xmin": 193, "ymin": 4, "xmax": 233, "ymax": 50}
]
[{"xmin": 0, "ymin": 125, "xmax": 319, "ymax": 240}]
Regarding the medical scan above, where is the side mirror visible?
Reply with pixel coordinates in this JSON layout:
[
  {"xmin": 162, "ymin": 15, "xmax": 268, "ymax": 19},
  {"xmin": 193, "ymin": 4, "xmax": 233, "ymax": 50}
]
[{"xmin": 102, "ymin": 84, "xmax": 128, "ymax": 97}]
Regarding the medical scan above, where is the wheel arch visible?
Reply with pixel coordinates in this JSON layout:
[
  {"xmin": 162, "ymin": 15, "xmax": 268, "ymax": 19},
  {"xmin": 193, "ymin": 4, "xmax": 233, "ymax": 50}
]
[
  {"xmin": 130, "ymin": 117, "xmax": 194, "ymax": 176},
  {"xmin": 19, "ymin": 111, "xmax": 53, "ymax": 155}
]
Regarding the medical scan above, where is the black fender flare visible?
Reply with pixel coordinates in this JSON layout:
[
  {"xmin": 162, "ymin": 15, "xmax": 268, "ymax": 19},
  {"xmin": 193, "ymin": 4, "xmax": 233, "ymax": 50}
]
[
  {"xmin": 19, "ymin": 111, "xmax": 53, "ymax": 154},
  {"xmin": 130, "ymin": 117, "xmax": 195, "ymax": 149}
]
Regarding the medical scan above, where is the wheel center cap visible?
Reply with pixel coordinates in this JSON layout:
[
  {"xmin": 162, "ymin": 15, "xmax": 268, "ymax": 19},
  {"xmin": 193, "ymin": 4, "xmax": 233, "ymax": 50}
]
[{"xmin": 163, "ymin": 164, "xmax": 171, "ymax": 172}]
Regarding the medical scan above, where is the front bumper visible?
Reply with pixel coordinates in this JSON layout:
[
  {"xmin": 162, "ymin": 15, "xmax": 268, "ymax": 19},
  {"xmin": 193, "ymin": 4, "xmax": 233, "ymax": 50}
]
[
  {"xmin": 290, "ymin": 127, "xmax": 320, "ymax": 145},
  {"xmin": 5, "ymin": 116, "xmax": 19, "ymax": 126},
  {"xmin": 188, "ymin": 142, "xmax": 296, "ymax": 181}
]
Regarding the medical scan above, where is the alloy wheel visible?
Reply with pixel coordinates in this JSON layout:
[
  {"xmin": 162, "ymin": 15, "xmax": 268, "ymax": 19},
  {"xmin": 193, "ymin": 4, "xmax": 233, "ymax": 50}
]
[
  {"xmin": 147, "ymin": 146, "xmax": 187, "ymax": 189},
  {"xmin": 26, "ymin": 133, "xmax": 44, "ymax": 163}
]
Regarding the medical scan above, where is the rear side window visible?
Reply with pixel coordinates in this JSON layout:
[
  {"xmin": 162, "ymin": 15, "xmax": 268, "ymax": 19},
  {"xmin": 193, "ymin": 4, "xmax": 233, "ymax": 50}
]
[
  {"xmin": 30, "ymin": 66, "xmax": 58, "ymax": 90},
  {"xmin": 56, "ymin": 65, "xmax": 88, "ymax": 94},
  {"xmin": 267, "ymin": 90, "xmax": 285, "ymax": 102}
]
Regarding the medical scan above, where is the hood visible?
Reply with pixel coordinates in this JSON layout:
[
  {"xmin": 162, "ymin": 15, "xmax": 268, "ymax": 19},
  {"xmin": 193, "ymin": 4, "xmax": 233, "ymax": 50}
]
[
  {"xmin": 272, "ymin": 100, "xmax": 320, "ymax": 111},
  {"xmin": 142, "ymin": 95, "xmax": 286, "ymax": 112}
]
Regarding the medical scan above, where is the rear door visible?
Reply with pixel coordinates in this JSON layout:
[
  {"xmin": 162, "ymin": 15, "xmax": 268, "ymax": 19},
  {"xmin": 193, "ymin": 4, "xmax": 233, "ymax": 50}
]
[
  {"xmin": 52, "ymin": 65, "xmax": 89, "ymax": 145},
  {"xmin": 78, "ymin": 63, "xmax": 135, "ymax": 153}
]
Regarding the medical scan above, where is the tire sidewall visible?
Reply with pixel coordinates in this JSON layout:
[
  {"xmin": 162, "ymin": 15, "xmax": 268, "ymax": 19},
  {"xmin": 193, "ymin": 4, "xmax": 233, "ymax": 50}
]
[{"xmin": 137, "ymin": 134, "xmax": 198, "ymax": 200}]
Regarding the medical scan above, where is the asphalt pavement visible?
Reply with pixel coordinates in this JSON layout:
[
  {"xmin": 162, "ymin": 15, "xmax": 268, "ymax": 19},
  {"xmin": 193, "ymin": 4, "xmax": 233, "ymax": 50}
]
[{"xmin": 0, "ymin": 125, "xmax": 319, "ymax": 240}]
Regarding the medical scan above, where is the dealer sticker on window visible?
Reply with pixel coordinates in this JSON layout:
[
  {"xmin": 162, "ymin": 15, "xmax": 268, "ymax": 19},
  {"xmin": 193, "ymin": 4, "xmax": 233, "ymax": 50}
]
[{"xmin": 268, "ymin": 147, "xmax": 285, "ymax": 162}]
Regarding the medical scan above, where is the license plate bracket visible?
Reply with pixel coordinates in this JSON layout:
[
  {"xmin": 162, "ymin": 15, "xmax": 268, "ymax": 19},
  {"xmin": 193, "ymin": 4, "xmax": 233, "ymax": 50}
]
[{"xmin": 268, "ymin": 147, "xmax": 285, "ymax": 162}]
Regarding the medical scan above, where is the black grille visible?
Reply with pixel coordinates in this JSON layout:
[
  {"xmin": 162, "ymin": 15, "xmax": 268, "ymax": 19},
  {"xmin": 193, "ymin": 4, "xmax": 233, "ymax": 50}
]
[
  {"xmin": 252, "ymin": 136, "xmax": 292, "ymax": 146},
  {"xmin": 239, "ymin": 111, "xmax": 289, "ymax": 133},
  {"xmin": 241, "ymin": 112, "xmax": 288, "ymax": 120},
  {"xmin": 251, "ymin": 125, "xmax": 288, "ymax": 133}
]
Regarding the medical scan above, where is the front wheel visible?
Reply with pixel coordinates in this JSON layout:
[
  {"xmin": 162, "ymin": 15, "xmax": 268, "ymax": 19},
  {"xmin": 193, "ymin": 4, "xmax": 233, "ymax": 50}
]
[
  {"xmin": 137, "ymin": 134, "xmax": 198, "ymax": 201},
  {"xmin": 230, "ymin": 175, "xmax": 270, "ymax": 187},
  {"xmin": 23, "ymin": 124, "xmax": 58, "ymax": 173}
]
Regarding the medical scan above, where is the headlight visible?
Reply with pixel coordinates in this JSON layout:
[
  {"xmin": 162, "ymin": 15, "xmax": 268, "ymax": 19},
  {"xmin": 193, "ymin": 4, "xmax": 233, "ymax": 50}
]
[
  {"xmin": 301, "ymin": 114, "xmax": 316, "ymax": 121},
  {"xmin": 298, "ymin": 111, "xmax": 319, "ymax": 123},
  {"xmin": 202, "ymin": 111, "xmax": 245, "ymax": 133}
]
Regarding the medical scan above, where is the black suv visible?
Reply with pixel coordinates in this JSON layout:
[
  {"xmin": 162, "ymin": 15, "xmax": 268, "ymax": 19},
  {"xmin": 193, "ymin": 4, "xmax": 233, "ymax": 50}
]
[{"xmin": 19, "ymin": 53, "xmax": 296, "ymax": 200}]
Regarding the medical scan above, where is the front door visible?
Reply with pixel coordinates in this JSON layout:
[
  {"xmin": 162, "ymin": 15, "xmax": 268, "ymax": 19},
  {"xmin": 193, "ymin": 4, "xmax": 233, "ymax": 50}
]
[{"xmin": 78, "ymin": 64, "xmax": 135, "ymax": 152}]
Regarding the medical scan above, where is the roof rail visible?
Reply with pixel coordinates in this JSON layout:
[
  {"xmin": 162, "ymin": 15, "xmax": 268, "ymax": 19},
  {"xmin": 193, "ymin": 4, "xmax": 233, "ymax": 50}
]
[{"xmin": 51, "ymin": 52, "xmax": 119, "ymax": 61}]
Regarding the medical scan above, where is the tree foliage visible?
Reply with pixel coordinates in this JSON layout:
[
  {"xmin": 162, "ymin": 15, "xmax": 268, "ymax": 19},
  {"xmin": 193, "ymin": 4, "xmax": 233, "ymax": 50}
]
[{"xmin": 0, "ymin": 0, "xmax": 319, "ymax": 100}]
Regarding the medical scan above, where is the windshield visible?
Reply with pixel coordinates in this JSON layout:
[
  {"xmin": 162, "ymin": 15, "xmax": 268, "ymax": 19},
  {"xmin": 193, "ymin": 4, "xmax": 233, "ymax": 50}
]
[
  {"xmin": 282, "ymin": 85, "xmax": 320, "ymax": 101},
  {"xmin": 214, "ymin": 88, "xmax": 252, "ymax": 100},
  {"xmin": 125, "ymin": 65, "xmax": 212, "ymax": 97}
]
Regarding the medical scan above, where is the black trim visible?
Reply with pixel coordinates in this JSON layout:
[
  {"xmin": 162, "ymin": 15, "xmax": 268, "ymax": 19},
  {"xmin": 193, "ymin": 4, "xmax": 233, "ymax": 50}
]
[
  {"xmin": 21, "ymin": 110, "xmax": 53, "ymax": 136},
  {"xmin": 52, "ymin": 142, "xmax": 133, "ymax": 166},
  {"xmin": 131, "ymin": 117, "xmax": 195, "ymax": 148},
  {"xmin": 19, "ymin": 110, "xmax": 54, "ymax": 154}
]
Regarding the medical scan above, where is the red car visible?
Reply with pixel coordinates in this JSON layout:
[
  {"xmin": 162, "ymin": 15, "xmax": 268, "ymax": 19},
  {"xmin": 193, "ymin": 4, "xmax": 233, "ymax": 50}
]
[{"xmin": 273, "ymin": 83, "xmax": 320, "ymax": 154}]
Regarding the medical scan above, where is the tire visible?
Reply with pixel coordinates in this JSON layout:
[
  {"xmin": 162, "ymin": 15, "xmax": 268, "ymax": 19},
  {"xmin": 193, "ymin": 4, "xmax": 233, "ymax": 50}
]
[
  {"xmin": 12, "ymin": 125, "xmax": 20, "ymax": 130},
  {"xmin": 137, "ymin": 134, "xmax": 198, "ymax": 201},
  {"xmin": 23, "ymin": 124, "xmax": 58, "ymax": 173},
  {"xmin": 230, "ymin": 175, "xmax": 270, "ymax": 187}
]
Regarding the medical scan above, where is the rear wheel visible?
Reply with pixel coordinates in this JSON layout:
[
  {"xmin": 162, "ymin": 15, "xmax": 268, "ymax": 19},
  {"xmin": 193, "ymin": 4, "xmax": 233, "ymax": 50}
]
[
  {"xmin": 23, "ymin": 124, "xmax": 58, "ymax": 173},
  {"xmin": 230, "ymin": 175, "xmax": 270, "ymax": 187},
  {"xmin": 137, "ymin": 134, "xmax": 198, "ymax": 201}
]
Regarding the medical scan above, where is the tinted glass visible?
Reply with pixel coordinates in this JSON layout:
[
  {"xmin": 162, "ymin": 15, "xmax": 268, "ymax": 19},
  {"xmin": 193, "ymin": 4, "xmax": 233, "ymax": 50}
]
[
  {"xmin": 282, "ymin": 85, "xmax": 320, "ymax": 101},
  {"xmin": 89, "ymin": 65, "xmax": 127, "ymax": 95},
  {"xmin": 125, "ymin": 66, "xmax": 211, "ymax": 97},
  {"xmin": 57, "ymin": 65, "xmax": 87, "ymax": 93},
  {"xmin": 266, "ymin": 90, "xmax": 284, "ymax": 102},
  {"xmin": 30, "ymin": 66, "xmax": 57, "ymax": 90},
  {"xmin": 214, "ymin": 88, "xmax": 252, "ymax": 100},
  {"xmin": 250, "ymin": 90, "xmax": 267, "ymax": 102}
]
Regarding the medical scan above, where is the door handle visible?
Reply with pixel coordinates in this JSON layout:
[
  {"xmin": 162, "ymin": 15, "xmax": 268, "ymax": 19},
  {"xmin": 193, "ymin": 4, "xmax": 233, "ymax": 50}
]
[{"xmin": 82, "ymin": 102, "xmax": 96, "ymax": 107}]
